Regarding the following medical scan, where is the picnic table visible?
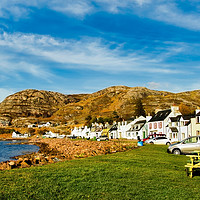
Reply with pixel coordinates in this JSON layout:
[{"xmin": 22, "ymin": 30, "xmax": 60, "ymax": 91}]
[{"xmin": 185, "ymin": 151, "xmax": 200, "ymax": 178}]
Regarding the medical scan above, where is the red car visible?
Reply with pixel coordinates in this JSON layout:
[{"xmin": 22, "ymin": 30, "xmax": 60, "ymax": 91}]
[{"xmin": 143, "ymin": 134, "xmax": 166, "ymax": 142}]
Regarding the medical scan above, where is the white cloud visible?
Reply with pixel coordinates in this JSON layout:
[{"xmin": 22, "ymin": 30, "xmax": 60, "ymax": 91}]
[
  {"xmin": 48, "ymin": 0, "xmax": 93, "ymax": 17},
  {"xmin": 0, "ymin": 0, "xmax": 93, "ymax": 19},
  {"xmin": 147, "ymin": 82, "xmax": 161, "ymax": 90},
  {"xmin": 0, "ymin": 32, "xmax": 183, "ymax": 76},
  {"xmin": 150, "ymin": 3, "xmax": 200, "ymax": 31},
  {"xmin": 0, "ymin": 0, "xmax": 200, "ymax": 31}
]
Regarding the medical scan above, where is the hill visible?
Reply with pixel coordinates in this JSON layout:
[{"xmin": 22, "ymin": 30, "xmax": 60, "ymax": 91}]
[{"xmin": 0, "ymin": 86, "xmax": 199, "ymax": 126}]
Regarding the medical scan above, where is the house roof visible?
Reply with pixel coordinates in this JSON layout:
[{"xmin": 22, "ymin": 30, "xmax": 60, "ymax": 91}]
[
  {"xmin": 109, "ymin": 124, "xmax": 118, "ymax": 132},
  {"xmin": 182, "ymin": 115, "xmax": 195, "ymax": 120},
  {"xmin": 149, "ymin": 109, "xmax": 171, "ymax": 122},
  {"xmin": 170, "ymin": 127, "xmax": 178, "ymax": 132},
  {"xmin": 134, "ymin": 120, "xmax": 146, "ymax": 125},
  {"xmin": 196, "ymin": 112, "xmax": 200, "ymax": 116},
  {"xmin": 185, "ymin": 121, "xmax": 191, "ymax": 126},
  {"xmin": 169, "ymin": 115, "xmax": 181, "ymax": 122},
  {"xmin": 128, "ymin": 123, "xmax": 145, "ymax": 132}
]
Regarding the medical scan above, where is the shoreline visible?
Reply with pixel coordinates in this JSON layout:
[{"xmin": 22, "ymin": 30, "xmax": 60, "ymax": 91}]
[{"xmin": 0, "ymin": 138, "xmax": 137, "ymax": 170}]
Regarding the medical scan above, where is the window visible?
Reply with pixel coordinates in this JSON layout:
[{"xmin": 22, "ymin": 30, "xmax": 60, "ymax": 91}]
[
  {"xmin": 185, "ymin": 137, "xmax": 198, "ymax": 143},
  {"xmin": 149, "ymin": 123, "xmax": 152, "ymax": 129},
  {"xmin": 158, "ymin": 122, "xmax": 162, "ymax": 129},
  {"xmin": 154, "ymin": 123, "xmax": 157, "ymax": 129},
  {"xmin": 197, "ymin": 131, "xmax": 200, "ymax": 136},
  {"xmin": 196, "ymin": 117, "xmax": 200, "ymax": 123}
]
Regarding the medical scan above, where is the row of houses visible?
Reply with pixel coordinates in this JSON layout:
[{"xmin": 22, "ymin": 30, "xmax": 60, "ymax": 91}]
[
  {"xmin": 12, "ymin": 131, "xmax": 30, "ymax": 138},
  {"xmin": 71, "ymin": 106, "xmax": 200, "ymax": 142}
]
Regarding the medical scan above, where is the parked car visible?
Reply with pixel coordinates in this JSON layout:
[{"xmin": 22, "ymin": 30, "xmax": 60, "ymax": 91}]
[
  {"xmin": 143, "ymin": 134, "xmax": 166, "ymax": 142},
  {"xmin": 167, "ymin": 136, "xmax": 200, "ymax": 155},
  {"xmin": 97, "ymin": 135, "xmax": 109, "ymax": 141},
  {"xmin": 145, "ymin": 136, "xmax": 171, "ymax": 145}
]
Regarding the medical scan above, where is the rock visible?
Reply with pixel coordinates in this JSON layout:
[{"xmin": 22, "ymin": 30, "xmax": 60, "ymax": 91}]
[
  {"xmin": 9, "ymin": 161, "xmax": 16, "ymax": 169},
  {"xmin": 0, "ymin": 162, "xmax": 8, "ymax": 170},
  {"xmin": 20, "ymin": 161, "xmax": 30, "ymax": 168},
  {"xmin": 0, "ymin": 89, "xmax": 85, "ymax": 125}
]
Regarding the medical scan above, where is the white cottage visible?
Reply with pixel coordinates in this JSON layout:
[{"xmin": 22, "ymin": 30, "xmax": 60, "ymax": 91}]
[{"xmin": 148, "ymin": 106, "xmax": 181, "ymax": 142}]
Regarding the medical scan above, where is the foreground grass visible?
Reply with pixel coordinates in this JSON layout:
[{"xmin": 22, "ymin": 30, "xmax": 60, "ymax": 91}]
[{"xmin": 0, "ymin": 145, "xmax": 200, "ymax": 200}]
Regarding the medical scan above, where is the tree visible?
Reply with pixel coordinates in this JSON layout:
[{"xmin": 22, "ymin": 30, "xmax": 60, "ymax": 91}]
[
  {"xmin": 85, "ymin": 115, "xmax": 92, "ymax": 121},
  {"xmin": 97, "ymin": 117, "xmax": 104, "ymax": 124},
  {"xmin": 112, "ymin": 111, "xmax": 119, "ymax": 120},
  {"xmin": 91, "ymin": 117, "xmax": 97, "ymax": 123},
  {"xmin": 85, "ymin": 115, "xmax": 93, "ymax": 127},
  {"xmin": 104, "ymin": 117, "xmax": 113, "ymax": 125},
  {"xmin": 135, "ymin": 99, "xmax": 146, "ymax": 117},
  {"xmin": 179, "ymin": 103, "xmax": 194, "ymax": 115}
]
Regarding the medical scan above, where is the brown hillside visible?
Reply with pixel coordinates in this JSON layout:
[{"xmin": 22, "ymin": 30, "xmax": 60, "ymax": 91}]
[{"xmin": 0, "ymin": 86, "xmax": 199, "ymax": 126}]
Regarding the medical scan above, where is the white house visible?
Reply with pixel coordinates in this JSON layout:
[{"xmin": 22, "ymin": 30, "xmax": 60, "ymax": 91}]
[
  {"xmin": 167, "ymin": 115, "xmax": 193, "ymax": 141},
  {"xmin": 12, "ymin": 131, "xmax": 30, "ymax": 138},
  {"xmin": 109, "ymin": 116, "xmax": 151, "ymax": 140},
  {"xmin": 148, "ymin": 106, "xmax": 181, "ymax": 142},
  {"xmin": 71, "ymin": 125, "xmax": 102, "ymax": 139},
  {"xmin": 126, "ymin": 119, "xmax": 147, "ymax": 140},
  {"xmin": 42, "ymin": 131, "xmax": 65, "ymax": 138},
  {"xmin": 38, "ymin": 122, "xmax": 52, "ymax": 128}
]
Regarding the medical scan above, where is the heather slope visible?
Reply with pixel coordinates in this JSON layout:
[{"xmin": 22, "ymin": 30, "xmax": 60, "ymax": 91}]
[{"xmin": 0, "ymin": 86, "xmax": 200, "ymax": 125}]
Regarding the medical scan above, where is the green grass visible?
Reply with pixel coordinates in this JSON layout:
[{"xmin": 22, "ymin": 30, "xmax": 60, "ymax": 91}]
[{"xmin": 0, "ymin": 145, "xmax": 200, "ymax": 199}]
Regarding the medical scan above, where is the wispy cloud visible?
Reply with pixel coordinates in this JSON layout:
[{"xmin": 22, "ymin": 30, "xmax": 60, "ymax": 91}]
[
  {"xmin": 149, "ymin": 3, "xmax": 200, "ymax": 31},
  {"xmin": 48, "ymin": 0, "xmax": 93, "ymax": 17},
  {"xmin": 0, "ymin": 32, "xmax": 184, "ymax": 77},
  {"xmin": 1, "ymin": 1, "xmax": 200, "ymax": 31},
  {"xmin": 147, "ymin": 82, "xmax": 161, "ymax": 90},
  {"xmin": 0, "ymin": 0, "xmax": 93, "ymax": 19}
]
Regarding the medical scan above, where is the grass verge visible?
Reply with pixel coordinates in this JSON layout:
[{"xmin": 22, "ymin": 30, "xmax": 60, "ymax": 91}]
[{"xmin": 0, "ymin": 144, "xmax": 199, "ymax": 199}]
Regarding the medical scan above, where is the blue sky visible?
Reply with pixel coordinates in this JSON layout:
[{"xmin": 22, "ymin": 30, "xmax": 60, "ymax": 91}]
[{"xmin": 0, "ymin": 0, "xmax": 200, "ymax": 102}]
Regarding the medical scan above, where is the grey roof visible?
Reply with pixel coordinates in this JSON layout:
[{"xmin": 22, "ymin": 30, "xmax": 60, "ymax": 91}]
[
  {"xmin": 185, "ymin": 121, "xmax": 191, "ymax": 126},
  {"xmin": 170, "ymin": 127, "xmax": 178, "ymax": 132},
  {"xmin": 182, "ymin": 115, "xmax": 195, "ymax": 120},
  {"xmin": 170, "ymin": 115, "xmax": 181, "ymax": 122},
  {"xmin": 109, "ymin": 124, "xmax": 118, "ymax": 132},
  {"xmin": 149, "ymin": 109, "xmax": 171, "ymax": 122},
  {"xmin": 134, "ymin": 120, "xmax": 146, "ymax": 125},
  {"xmin": 128, "ymin": 123, "xmax": 145, "ymax": 131},
  {"xmin": 196, "ymin": 112, "xmax": 200, "ymax": 116}
]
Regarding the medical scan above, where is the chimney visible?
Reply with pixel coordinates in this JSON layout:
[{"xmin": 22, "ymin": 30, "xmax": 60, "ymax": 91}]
[{"xmin": 171, "ymin": 105, "xmax": 180, "ymax": 115}]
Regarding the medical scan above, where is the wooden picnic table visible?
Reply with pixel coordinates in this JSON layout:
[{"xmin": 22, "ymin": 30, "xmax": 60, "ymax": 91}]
[{"xmin": 185, "ymin": 151, "xmax": 200, "ymax": 178}]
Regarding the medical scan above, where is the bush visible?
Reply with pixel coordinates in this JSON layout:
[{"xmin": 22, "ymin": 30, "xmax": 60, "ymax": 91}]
[{"xmin": 0, "ymin": 128, "xmax": 15, "ymax": 134}]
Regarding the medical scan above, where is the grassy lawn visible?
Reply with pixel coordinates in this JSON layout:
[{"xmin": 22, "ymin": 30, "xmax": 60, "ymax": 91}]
[{"xmin": 0, "ymin": 144, "xmax": 200, "ymax": 200}]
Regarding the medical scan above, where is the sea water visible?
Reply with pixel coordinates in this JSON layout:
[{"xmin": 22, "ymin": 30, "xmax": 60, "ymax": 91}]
[{"xmin": 0, "ymin": 140, "xmax": 39, "ymax": 163}]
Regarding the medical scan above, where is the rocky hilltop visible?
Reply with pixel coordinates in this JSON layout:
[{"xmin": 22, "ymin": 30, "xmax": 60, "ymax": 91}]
[
  {"xmin": 0, "ymin": 89, "xmax": 86, "ymax": 125},
  {"xmin": 0, "ymin": 86, "xmax": 200, "ymax": 126}
]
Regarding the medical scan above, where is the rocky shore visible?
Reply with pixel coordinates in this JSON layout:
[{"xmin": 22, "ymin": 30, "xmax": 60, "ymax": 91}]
[{"xmin": 0, "ymin": 138, "xmax": 137, "ymax": 170}]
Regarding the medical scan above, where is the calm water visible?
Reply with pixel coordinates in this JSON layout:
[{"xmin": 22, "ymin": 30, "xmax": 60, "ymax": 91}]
[{"xmin": 0, "ymin": 140, "xmax": 39, "ymax": 163}]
